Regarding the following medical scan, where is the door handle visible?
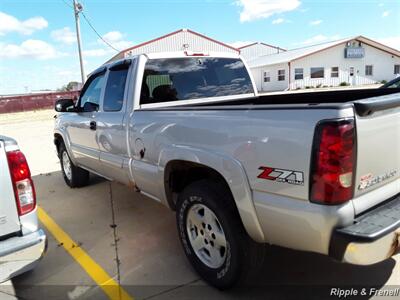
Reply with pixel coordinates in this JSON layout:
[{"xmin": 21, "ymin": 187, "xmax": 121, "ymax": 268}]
[{"xmin": 90, "ymin": 121, "xmax": 97, "ymax": 130}]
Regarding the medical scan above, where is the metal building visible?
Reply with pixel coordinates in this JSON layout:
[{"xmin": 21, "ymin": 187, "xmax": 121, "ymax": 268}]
[
  {"xmin": 238, "ymin": 42, "xmax": 285, "ymax": 61},
  {"xmin": 247, "ymin": 36, "xmax": 400, "ymax": 92},
  {"xmin": 108, "ymin": 28, "xmax": 239, "ymax": 63}
]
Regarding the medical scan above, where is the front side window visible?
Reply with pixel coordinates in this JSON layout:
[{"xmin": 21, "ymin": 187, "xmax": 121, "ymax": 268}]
[
  {"xmin": 365, "ymin": 65, "xmax": 373, "ymax": 76},
  {"xmin": 278, "ymin": 69, "xmax": 285, "ymax": 81},
  {"xmin": 310, "ymin": 67, "xmax": 324, "ymax": 79},
  {"xmin": 394, "ymin": 65, "xmax": 400, "ymax": 75},
  {"xmin": 103, "ymin": 68, "xmax": 129, "ymax": 111},
  {"xmin": 263, "ymin": 71, "xmax": 270, "ymax": 82},
  {"xmin": 331, "ymin": 67, "xmax": 339, "ymax": 78},
  {"xmin": 79, "ymin": 73, "xmax": 105, "ymax": 109},
  {"xmin": 294, "ymin": 68, "xmax": 303, "ymax": 80},
  {"xmin": 140, "ymin": 57, "xmax": 254, "ymax": 105}
]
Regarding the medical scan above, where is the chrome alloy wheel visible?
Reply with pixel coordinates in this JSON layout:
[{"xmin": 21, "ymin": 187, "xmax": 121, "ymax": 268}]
[
  {"xmin": 186, "ymin": 203, "xmax": 227, "ymax": 269},
  {"xmin": 62, "ymin": 151, "xmax": 72, "ymax": 181}
]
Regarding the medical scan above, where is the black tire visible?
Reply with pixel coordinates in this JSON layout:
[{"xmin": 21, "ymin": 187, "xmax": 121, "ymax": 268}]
[
  {"xmin": 176, "ymin": 179, "xmax": 264, "ymax": 289},
  {"xmin": 58, "ymin": 141, "xmax": 89, "ymax": 188}
]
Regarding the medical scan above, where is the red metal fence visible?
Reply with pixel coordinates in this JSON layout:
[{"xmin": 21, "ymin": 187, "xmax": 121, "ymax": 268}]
[{"xmin": 0, "ymin": 91, "xmax": 80, "ymax": 114}]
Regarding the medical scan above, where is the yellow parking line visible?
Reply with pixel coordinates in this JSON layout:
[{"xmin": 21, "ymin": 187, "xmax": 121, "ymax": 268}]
[{"xmin": 37, "ymin": 206, "xmax": 134, "ymax": 300}]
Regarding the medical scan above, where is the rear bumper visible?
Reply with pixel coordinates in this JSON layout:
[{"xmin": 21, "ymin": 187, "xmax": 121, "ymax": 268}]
[
  {"xmin": 0, "ymin": 229, "xmax": 47, "ymax": 282},
  {"xmin": 329, "ymin": 193, "xmax": 400, "ymax": 265}
]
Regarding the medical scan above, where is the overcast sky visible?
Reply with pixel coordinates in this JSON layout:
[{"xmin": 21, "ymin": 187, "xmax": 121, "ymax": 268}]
[{"xmin": 1, "ymin": 0, "xmax": 399, "ymax": 94}]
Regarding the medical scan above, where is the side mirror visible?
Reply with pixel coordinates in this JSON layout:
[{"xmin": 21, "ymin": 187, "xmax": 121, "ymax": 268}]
[
  {"xmin": 83, "ymin": 101, "xmax": 99, "ymax": 112},
  {"xmin": 55, "ymin": 98, "xmax": 75, "ymax": 112}
]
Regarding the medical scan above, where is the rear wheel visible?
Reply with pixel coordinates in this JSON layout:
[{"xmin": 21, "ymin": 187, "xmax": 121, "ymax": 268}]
[
  {"xmin": 176, "ymin": 179, "xmax": 264, "ymax": 289},
  {"xmin": 59, "ymin": 142, "xmax": 89, "ymax": 188}
]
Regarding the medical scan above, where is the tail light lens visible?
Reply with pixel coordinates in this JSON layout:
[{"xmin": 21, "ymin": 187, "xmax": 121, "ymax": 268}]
[
  {"xmin": 6, "ymin": 150, "xmax": 36, "ymax": 215},
  {"xmin": 310, "ymin": 119, "xmax": 356, "ymax": 205}
]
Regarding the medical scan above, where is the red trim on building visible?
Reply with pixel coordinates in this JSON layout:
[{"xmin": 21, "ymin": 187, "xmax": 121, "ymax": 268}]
[
  {"xmin": 238, "ymin": 42, "xmax": 286, "ymax": 51},
  {"xmin": 115, "ymin": 28, "xmax": 240, "ymax": 59},
  {"xmin": 121, "ymin": 29, "xmax": 184, "ymax": 53},
  {"xmin": 186, "ymin": 29, "xmax": 240, "ymax": 52}
]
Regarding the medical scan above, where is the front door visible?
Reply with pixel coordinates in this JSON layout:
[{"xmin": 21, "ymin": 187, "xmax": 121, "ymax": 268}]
[
  {"xmin": 261, "ymin": 70, "xmax": 271, "ymax": 91},
  {"xmin": 67, "ymin": 71, "xmax": 105, "ymax": 172},
  {"xmin": 349, "ymin": 67, "xmax": 356, "ymax": 85},
  {"xmin": 96, "ymin": 61, "xmax": 131, "ymax": 184}
]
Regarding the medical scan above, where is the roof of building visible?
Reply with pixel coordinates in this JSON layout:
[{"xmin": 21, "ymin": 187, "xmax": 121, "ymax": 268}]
[
  {"xmin": 108, "ymin": 28, "xmax": 240, "ymax": 62},
  {"xmin": 238, "ymin": 41, "xmax": 285, "ymax": 51},
  {"xmin": 247, "ymin": 36, "xmax": 400, "ymax": 68}
]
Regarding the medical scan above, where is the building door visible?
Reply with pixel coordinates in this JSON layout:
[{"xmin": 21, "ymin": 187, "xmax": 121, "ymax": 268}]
[
  {"xmin": 349, "ymin": 67, "xmax": 356, "ymax": 85},
  {"xmin": 261, "ymin": 70, "xmax": 271, "ymax": 91}
]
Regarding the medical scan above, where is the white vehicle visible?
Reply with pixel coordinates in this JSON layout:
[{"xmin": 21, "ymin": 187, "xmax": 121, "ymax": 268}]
[{"xmin": 0, "ymin": 135, "xmax": 47, "ymax": 282}]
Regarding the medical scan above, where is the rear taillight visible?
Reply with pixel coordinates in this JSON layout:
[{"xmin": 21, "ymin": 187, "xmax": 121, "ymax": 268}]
[
  {"xmin": 6, "ymin": 150, "xmax": 36, "ymax": 215},
  {"xmin": 310, "ymin": 119, "xmax": 356, "ymax": 205}
]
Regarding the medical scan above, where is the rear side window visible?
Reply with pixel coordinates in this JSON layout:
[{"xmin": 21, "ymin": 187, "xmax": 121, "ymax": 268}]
[
  {"xmin": 140, "ymin": 58, "xmax": 254, "ymax": 105},
  {"xmin": 103, "ymin": 68, "xmax": 129, "ymax": 111}
]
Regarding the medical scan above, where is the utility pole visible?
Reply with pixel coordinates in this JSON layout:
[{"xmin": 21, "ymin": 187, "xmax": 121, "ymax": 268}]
[{"xmin": 73, "ymin": 0, "xmax": 86, "ymax": 84}]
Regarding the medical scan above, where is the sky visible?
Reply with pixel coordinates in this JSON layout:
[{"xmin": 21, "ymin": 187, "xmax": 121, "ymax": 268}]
[{"xmin": 0, "ymin": 0, "xmax": 399, "ymax": 95}]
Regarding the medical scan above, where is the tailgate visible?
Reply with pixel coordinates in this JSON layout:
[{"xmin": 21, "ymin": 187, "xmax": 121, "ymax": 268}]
[
  {"xmin": 352, "ymin": 93, "xmax": 400, "ymax": 214},
  {"xmin": 0, "ymin": 140, "xmax": 21, "ymax": 237}
]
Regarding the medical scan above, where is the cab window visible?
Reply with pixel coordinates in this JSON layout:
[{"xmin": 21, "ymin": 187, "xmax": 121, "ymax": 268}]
[{"xmin": 79, "ymin": 73, "xmax": 105, "ymax": 110}]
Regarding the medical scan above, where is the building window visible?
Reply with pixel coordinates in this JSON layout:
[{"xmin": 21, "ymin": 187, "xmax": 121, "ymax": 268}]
[
  {"xmin": 294, "ymin": 68, "xmax": 303, "ymax": 80},
  {"xmin": 278, "ymin": 69, "xmax": 285, "ymax": 81},
  {"xmin": 331, "ymin": 67, "xmax": 339, "ymax": 78},
  {"xmin": 365, "ymin": 65, "xmax": 373, "ymax": 76},
  {"xmin": 394, "ymin": 65, "xmax": 400, "ymax": 74},
  {"xmin": 310, "ymin": 67, "xmax": 324, "ymax": 79},
  {"xmin": 263, "ymin": 71, "xmax": 270, "ymax": 82}
]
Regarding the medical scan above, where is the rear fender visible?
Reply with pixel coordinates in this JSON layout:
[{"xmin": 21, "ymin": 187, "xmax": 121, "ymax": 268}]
[{"xmin": 159, "ymin": 145, "xmax": 265, "ymax": 242}]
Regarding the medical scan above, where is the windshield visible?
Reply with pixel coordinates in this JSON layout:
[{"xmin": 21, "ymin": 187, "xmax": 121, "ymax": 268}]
[{"xmin": 140, "ymin": 57, "xmax": 254, "ymax": 105}]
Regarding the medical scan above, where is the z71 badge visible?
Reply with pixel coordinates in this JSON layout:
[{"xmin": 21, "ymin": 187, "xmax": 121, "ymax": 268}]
[{"xmin": 258, "ymin": 166, "xmax": 304, "ymax": 185}]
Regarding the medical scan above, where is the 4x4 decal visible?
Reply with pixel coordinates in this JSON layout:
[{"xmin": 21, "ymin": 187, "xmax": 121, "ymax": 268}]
[{"xmin": 258, "ymin": 166, "xmax": 304, "ymax": 186}]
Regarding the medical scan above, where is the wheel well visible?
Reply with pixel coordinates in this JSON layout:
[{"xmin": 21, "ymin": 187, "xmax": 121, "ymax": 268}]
[
  {"xmin": 164, "ymin": 160, "xmax": 235, "ymax": 211},
  {"xmin": 54, "ymin": 133, "xmax": 63, "ymax": 155}
]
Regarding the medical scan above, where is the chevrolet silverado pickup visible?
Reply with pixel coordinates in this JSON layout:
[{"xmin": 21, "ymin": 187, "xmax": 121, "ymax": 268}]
[
  {"xmin": 0, "ymin": 135, "xmax": 46, "ymax": 282},
  {"xmin": 54, "ymin": 52, "xmax": 400, "ymax": 289}
]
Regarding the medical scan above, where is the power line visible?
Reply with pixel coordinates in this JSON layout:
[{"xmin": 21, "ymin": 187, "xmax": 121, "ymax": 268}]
[
  {"xmin": 60, "ymin": 0, "xmax": 73, "ymax": 9},
  {"xmin": 60, "ymin": 0, "xmax": 120, "ymax": 53},
  {"xmin": 80, "ymin": 12, "xmax": 120, "ymax": 52}
]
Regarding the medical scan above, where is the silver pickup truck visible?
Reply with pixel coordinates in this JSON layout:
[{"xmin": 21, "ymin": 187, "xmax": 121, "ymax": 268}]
[
  {"xmin": 0, "ymin": 135, "xmax": 47, "ymax": 282},
  {"xmin": 54, "ymin": 52, "xmax": 400, "ymax": 289}
]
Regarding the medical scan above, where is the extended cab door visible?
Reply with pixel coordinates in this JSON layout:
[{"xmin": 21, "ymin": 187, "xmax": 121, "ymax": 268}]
[
  {"xmin": 66, "ymin": 69, "xmax": 106, "ymax": 172},
  {"xmin": 96, "ymin": 60, "xmax": 132, "ymax": 184}
]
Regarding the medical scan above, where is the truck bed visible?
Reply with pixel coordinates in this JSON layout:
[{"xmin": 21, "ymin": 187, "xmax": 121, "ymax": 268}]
[
  {"xmin": 159, "ymin": 88, "xmax": 400, "ymax": 117},
  {"xmin": 202, "ymin": 88, "xmax": 400, "ymax": 105}
]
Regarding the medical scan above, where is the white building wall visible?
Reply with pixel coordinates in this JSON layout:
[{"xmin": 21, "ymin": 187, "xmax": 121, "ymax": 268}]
[
  {"xmin": 250, "ymin": 63, "xmax": 289, "ymax": 92},
  {"xmin": 125, "ymin": 30, "xmax": 238, "ymax": 56},
  {"xmin": 289, "ymin": 41, "xmax": 400, "ymax": 89},
  {"xmin": 240, "ymin": 43, "xmax": 281, "ymax": 61}
]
